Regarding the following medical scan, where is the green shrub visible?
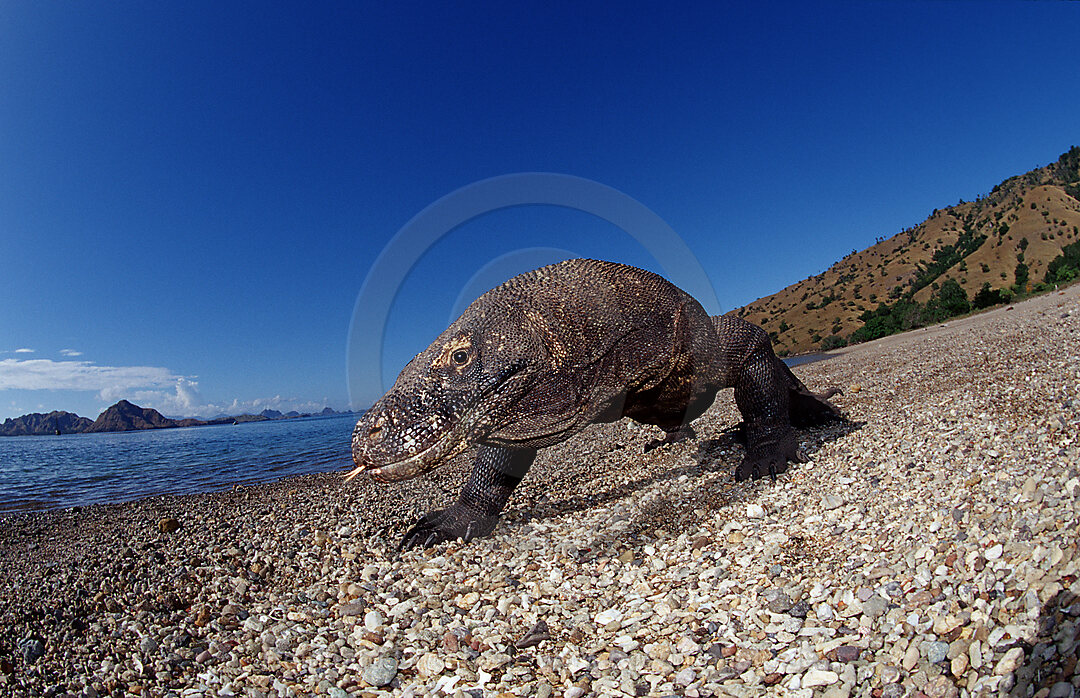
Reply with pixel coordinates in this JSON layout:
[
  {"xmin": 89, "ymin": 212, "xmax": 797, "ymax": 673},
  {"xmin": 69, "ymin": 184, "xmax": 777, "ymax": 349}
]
[
  {"xmin": 1044, "ymin": 240, "xmax": 1080, "ymax": 285},
  {"xmin": 1013, "ymin": 261, "xmax": 1029, "ymax": 293},
  {"xmin": 821, "ymin": 335, "xmax": 847, "ymax": 350},
  {"xmin": 973, "ymin": 283, "xmax": 1005, "ymax": 309}
]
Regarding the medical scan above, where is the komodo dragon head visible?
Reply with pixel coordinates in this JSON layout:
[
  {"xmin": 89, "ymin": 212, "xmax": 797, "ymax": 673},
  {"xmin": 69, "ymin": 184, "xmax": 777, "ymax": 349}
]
[{"xmin": 347, "ymin": 289, "xmax": 556, "ymax": 483}]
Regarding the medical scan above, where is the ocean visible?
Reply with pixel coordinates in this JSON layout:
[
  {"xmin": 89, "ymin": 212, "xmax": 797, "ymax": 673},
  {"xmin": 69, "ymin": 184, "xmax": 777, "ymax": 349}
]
[{"xmin": 0, "ymin": 413, "xmax": 357, "ymax": 515}]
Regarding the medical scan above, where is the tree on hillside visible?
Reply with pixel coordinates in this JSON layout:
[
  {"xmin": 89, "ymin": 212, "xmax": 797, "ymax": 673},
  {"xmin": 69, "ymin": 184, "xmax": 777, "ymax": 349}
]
[
  {"xmin": 973, "ymin": 283, "xmax": 1010, "ymax": 309},
  {"xmin": 1044, "ymin": 241, "xmax": 1080, "ymax": 285},
  {"xmin": 1013, "ymin": 261, "xmax": 1030, "ymax": 294},
  {"xmin": 926, "ymin": 279, "xmax": 970, "ymax": 320}
]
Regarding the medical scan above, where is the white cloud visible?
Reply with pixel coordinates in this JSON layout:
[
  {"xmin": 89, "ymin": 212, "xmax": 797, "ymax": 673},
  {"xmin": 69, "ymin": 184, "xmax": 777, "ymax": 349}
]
[
  {"xmin": 59, "ymin": 349, "xmax": 83, "ymax": 357},
  {"xmin": 14, "ymin": 348, "xmax": 35, "ymax": 354},
  {"xmin": 0, "ymin": 358, "xmax": 178, "ymax": 392},
  {"xmin": 1, "ymin": 358, "xmax": 334, "ymax": 419}
]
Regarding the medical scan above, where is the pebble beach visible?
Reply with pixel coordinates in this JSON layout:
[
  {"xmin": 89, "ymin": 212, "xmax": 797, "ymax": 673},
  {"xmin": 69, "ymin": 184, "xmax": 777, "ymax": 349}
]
[{"xmin": 2, "ymin": 285, "xmax": 1078, "ymax": 698}]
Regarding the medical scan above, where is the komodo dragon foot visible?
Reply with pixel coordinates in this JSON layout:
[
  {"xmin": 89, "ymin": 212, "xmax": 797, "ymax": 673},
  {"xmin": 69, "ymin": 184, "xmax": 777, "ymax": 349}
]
[
  {"xmin": 733, "ymin": 427, "xmax": 807, "ymax": 481},
  {"xmin": 400, "ymin": 505, "xmax": 500, "ymax": 550}
]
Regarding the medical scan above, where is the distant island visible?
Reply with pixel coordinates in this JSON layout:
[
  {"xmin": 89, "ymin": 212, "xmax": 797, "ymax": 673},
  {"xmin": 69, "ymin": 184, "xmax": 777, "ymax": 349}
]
[{"xmin": 0, "ymin": 400, "xmax": 354, "ymax": 437}]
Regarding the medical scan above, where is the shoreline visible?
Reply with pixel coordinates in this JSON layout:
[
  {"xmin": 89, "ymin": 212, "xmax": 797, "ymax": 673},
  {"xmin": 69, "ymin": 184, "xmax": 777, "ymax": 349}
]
[{"xmin": 2, "ymin": 284, "xmax": 1078, "ymax": 697}]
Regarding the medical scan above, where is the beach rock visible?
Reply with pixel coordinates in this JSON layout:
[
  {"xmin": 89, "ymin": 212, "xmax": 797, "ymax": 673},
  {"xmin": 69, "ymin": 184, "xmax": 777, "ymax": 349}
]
[
  {"xmin": 879, "ymin": 665, "xmax": 901, "ymax": 684},
  {"xmin": 994, "ymin": 646, "xmax": 1025, "ymax": 675},
  {"xmin": 416, "ymin": 653, "xmax": 445, "ymax": 677},
  {"xmin": 158, "ymin": 517, "xmax": 180, "ymax": 534},
  {"xmin": 835, "ymin": 645, "xmax": 860, "ymax": 662},
  {"xmin": 862, "ymin": 595, "xmax": 888, "ymax": 618},
  {"xmin": 362, "ymin": 657, "xmax": 398, "ymax": 687},
  {"xmin": 337, "ymin": 601, "xmax": 365, "ymax": 616},
  {"xmin": 788, "ymin": 599, "xmax": 810, "ymax": 618},
  {"xmin": 803, "ymin": 669, "xmax": 839, "ymax": 687},
  {"xmin": 18, "ymin": 637, "xmax": 44, "ymax": 664},
  {"xmin": 1048, "ymin": 682, "xmax": 1074, "ymax": 698},
  {"xmin": 822, "ymin": 493, "xmax": 843, "ymax": 510},
  {"xmin": 922, "ymin": 676, "xmax": 958, "ymax": 698},
  {"xmin": 926, "ymin": 641, "xmax": 949, "ymax": 664},
  {"xmin": 364, "ymin": 609, "xmax": 384, "ymax": 632},
  {"xmin": 762, "ymin": 589, "xmax": 794, "ymax": 613}
]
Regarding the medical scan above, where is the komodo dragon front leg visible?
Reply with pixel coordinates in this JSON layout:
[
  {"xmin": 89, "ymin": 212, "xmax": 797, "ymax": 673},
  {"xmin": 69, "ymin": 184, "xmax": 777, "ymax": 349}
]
[
  {"xmin": 731, "ymin": 342, "xmax": 805, "ymax": 480},
  {"xmin": 399, "ymin": 446, "xmax": 536, "ymax": 549}
]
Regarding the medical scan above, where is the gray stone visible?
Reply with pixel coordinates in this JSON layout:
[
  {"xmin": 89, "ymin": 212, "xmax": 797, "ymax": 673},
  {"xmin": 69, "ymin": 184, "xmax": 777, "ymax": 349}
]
[
  {"xmin": 880, "ymin": 665, "xmax": 901, "ymax": 684},
  {"xmin": 763, "ymin": 589, "xmax": 794, "ymax": 613},
  {"xmin": 926, "ymin": 641, "xmax": 949, "ymax": 664},
  {"xmin": 862, "ymin": 595, "xmax": 888, "ymax": 618},
  {"xmin": 363, "ymin": 657, "xmax": 398, "ymax": 687},
  {"xmin": 18, "ymin": 637, "xmax": 44, "ymax": 664},
  {"xmin": 881, "ymin": 684, "xmax": 905, "ymax": 698},
  {"xmin": 337, "ymin": 602, "xmax": 365, "ymax": 616},
  {"xmin": 788, "ymin": 600, "xmax": 810, "ymax": 618},
  {"xmin": 1048, "ymin": 682, "xmax": 1074, "ymax": 698},
  {"xmin": 822, "ymin": 493, "xmax": 843, "ymax": 510}
]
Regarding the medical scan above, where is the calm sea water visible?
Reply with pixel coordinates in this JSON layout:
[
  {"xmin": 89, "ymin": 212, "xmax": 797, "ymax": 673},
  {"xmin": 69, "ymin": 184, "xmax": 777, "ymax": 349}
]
[{"xmin": 0, "ymin": 413, "xmax": 358, "ymax": 515}]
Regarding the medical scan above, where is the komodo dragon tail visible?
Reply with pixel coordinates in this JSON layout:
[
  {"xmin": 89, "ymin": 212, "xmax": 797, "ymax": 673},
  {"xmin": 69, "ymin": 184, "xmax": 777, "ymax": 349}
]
[{"xmin": 777, "ymin": 360, "xmax": 843, "ymax": 428}]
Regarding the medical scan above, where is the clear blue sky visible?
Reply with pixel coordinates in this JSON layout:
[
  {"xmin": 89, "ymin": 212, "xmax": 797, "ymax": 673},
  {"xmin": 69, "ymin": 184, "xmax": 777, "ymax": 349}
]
[{"xmin": 2, "ymin": 2, "xmax": 1077, "ymax": 419}]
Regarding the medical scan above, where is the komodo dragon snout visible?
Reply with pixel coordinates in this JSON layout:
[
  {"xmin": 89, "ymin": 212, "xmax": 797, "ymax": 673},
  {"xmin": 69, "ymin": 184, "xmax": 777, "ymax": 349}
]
[{"xmin": 348, "ymin": 308, "xmax": 543, "ymax": 483}]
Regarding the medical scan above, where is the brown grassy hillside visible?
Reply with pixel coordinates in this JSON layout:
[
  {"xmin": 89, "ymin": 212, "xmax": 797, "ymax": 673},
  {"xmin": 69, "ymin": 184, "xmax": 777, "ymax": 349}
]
[{"xmin": 736, "ymin": 146, "xmax": 1080, "ymax": 355}]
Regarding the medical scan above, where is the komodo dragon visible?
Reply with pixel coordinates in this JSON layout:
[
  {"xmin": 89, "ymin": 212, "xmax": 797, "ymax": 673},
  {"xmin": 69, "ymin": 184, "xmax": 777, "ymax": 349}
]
[{"xmin": 347, "ymin": 259, "xmax": 841, "ymax": 549}]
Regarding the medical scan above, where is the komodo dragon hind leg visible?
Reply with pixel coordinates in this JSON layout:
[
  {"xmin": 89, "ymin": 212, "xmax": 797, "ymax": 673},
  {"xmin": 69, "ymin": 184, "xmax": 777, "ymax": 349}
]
[
  {"xmin": 732, "ymin": 347, "xmax": 805, "ymax": 481},
  {"xmin": 399, "ymin": 445, "xmax": 536, "ymax": 551}
]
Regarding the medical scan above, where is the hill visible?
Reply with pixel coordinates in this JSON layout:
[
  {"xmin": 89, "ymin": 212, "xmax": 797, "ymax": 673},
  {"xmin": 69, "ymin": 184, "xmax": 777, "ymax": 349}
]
[
  {"xmin": 736, "ymin": 146, "xmax": 1080, "ymax": 354},
  {"xmin": 0, "ymin": 411, "xmax": 94, "ymax": 436},
  {"xmin": 0, "ymin": 401, "xmax": 351, "ymax": 437},
  {"xmin": 83, "ymin": 400, "xmax": 195, "ymax": 433}
]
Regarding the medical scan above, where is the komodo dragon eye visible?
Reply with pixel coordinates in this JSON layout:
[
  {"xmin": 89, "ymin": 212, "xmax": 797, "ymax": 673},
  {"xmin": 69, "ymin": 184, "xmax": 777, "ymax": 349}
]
[{"xmin": 451, "ymin": 349, "xmax": 470, "ymax": 365}]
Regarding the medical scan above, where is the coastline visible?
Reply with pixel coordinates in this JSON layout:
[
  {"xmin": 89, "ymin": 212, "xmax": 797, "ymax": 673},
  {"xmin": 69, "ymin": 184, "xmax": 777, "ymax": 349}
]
[{"xmin": 2, "ymin": 285, "xmax": 1078, "ymax": 697}]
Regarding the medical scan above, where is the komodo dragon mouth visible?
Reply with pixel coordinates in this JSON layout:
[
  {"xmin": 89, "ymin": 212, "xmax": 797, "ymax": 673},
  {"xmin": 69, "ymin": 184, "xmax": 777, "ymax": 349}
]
[
  {"xmin": 347, "ymin": 362, "xmax": 530, "ymax": 483},
  {"xmin": 344, "ymin": 435, "xmax": 470, "ymax": 483}
]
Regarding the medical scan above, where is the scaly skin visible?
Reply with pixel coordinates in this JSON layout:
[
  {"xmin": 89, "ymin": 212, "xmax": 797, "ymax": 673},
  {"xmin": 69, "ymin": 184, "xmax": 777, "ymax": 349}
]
[{"xmin": 348, "ymin": 259, "xmax": 842, "ymax": 549}]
